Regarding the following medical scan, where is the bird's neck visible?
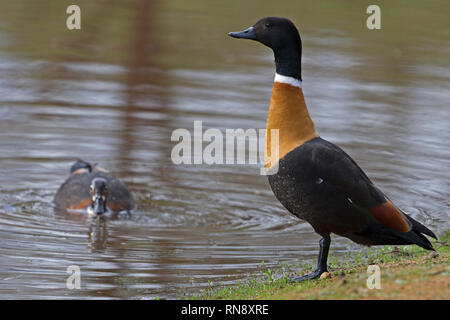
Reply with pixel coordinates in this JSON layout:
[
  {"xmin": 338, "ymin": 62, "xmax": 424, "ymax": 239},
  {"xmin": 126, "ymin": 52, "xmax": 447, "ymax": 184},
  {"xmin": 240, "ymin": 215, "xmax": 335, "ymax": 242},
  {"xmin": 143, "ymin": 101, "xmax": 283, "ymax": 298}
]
[
  {"xmin": 273, "ymin": 44, "xmax": 302, "ymax": 80},
  {"xmin": 265, "ymin": 74, "xmax": 318, "ymax": 168}
]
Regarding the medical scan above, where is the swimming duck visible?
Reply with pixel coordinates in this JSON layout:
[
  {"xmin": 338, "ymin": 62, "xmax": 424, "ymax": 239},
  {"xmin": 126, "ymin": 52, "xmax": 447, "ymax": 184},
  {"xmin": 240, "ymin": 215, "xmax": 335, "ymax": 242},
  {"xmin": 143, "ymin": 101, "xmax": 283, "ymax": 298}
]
[
  {"xmin": 229, "ymin": 17, "xmax": 437, "ymax": 281},
  {"xmin": 54, "ymin": 160, "xmax": 135, "ymax": 217}
]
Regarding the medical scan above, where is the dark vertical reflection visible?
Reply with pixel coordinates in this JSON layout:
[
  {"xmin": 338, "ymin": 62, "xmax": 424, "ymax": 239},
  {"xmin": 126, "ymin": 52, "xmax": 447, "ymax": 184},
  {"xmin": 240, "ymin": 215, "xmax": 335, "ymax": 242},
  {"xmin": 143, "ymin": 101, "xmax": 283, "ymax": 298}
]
[
  {"xmin": 111, "ymin": 0, "xmax": 181, "ymax": 297},
  {"xmin": 119, "ymin": 0, "xmax": 171, "ymax": 168}
]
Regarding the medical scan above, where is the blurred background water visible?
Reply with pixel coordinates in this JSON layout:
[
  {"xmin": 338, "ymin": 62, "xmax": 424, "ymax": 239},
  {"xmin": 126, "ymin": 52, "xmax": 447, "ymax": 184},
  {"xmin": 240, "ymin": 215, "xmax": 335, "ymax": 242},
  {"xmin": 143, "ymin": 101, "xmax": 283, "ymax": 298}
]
[{"xmin": 0, "ymin": 0, "xmax": 448, "ymax": 299}]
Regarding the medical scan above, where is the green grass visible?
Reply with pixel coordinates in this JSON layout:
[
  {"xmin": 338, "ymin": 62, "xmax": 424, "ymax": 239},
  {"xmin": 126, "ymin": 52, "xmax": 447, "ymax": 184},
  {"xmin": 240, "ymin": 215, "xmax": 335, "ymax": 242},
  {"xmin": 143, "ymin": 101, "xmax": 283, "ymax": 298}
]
[{"xmin": 190, "ymin": 230, "xmax": 450, "ymax": 300}]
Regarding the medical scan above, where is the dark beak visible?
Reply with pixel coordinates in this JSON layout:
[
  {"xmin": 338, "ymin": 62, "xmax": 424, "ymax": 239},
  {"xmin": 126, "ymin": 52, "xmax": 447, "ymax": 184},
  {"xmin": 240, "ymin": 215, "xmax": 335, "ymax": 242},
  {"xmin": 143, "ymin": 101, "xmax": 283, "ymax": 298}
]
[
  {"xmin": 228, "ymin": 26, "xmax": 256, "ymax": 40},
  {"xmin": 92, "ymin": 197, "xmax": 106, "ymax": 215}
]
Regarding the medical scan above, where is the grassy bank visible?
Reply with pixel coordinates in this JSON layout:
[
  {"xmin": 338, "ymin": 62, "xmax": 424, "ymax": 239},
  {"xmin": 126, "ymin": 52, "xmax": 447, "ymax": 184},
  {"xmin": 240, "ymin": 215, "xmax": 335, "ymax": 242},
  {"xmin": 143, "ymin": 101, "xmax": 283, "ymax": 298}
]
[{"xmin": 192, "ymin": 230, "xmax": 449, "ymax": 300}]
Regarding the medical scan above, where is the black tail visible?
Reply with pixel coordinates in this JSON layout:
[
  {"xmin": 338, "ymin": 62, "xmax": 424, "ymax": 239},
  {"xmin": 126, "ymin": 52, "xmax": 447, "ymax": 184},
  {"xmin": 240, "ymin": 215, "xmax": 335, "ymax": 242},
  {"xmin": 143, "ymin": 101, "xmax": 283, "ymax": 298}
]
[
  {"xmin": 397, "ymin": 229, "xmax": 435, "ymax": 251},
  {"xmin": 405, "ymin": 214, "xmax": 437, "ymax": 239},
  {"xmin": 398, "ymin": 212, "xmax": 437, "ymax": 250},
  {"xmin": 70, "ymin": 159, "xmax": 92, "ymax": 174},
  {"xmin": 360, "ymin": 223, "xmax": 436, "ymax": 251}
]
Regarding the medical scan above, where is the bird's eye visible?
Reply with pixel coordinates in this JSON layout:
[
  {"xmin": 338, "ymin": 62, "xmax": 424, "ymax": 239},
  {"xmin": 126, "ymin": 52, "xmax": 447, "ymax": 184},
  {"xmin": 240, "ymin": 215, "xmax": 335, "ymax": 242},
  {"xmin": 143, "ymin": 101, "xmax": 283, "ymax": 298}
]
[{"xmin": 265, "ymin": 23, "xmax": 272, "ymax": 28}]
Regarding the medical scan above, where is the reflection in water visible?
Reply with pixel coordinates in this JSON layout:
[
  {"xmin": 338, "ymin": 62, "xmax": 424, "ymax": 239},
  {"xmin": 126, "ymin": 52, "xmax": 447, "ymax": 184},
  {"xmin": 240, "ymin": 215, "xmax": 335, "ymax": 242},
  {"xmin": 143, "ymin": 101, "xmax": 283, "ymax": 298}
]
[
  {"xmin": 120, "ymin": 0, "xmax": 169, "ymax": 168},
  {"xmin": 88, "ymin": 217, "xmax": 108, "ymax": 251},
  {"xmin": 0, "ymin": 0, "xmax": 448, "ymax": 299}
]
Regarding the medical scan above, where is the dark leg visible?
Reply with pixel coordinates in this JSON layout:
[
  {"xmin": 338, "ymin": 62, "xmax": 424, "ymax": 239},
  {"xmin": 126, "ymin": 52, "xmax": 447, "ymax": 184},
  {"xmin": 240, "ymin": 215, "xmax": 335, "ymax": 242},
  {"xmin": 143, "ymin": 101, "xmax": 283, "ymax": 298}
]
[{"xmin": 291, "ymin": 235, "xmax": 331, "ymax": 282}]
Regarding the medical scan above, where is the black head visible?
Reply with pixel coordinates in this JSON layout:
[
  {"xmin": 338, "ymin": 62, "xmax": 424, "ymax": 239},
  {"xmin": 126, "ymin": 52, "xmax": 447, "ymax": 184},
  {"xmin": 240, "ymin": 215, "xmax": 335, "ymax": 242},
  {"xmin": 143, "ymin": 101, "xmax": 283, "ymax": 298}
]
[
  {"xmin": 228, "ymin": 17, "xmax": 302, "ymax": 80},
  {"xmin": 88, "ymin": 177, "xmax": 108, "ymax": 216}
]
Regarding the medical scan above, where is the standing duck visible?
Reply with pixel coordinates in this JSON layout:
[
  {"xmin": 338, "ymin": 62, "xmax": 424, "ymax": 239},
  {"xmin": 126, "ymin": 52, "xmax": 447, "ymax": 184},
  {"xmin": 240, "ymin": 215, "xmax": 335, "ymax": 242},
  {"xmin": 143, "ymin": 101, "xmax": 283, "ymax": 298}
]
[
  {"xmin": 54, "ymin": 160, "xmax": 135, "ymax": 217},
  {"xmin": 229, "ymin": 17, "xmax": 437, "ymax": 281}
]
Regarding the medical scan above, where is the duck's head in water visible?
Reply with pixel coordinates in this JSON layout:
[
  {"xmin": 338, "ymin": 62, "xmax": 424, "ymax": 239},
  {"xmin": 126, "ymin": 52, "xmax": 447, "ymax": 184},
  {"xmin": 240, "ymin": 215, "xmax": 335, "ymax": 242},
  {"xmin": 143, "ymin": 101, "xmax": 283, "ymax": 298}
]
[{"xmin": 87, "ymin": 177, "xmax": 108, "ymax": 216}]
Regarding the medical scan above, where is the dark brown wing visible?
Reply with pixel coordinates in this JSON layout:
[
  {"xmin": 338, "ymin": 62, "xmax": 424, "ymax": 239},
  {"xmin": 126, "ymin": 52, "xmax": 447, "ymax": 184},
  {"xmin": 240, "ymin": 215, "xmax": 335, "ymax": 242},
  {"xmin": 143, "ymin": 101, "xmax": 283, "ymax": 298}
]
[
  {"xmin": 309, "ymin": 138, "xmax": 421, "ymax": 234},
  {"xmin": 54, "ymin": 172, "xmax": 91, "ymax": 210}
]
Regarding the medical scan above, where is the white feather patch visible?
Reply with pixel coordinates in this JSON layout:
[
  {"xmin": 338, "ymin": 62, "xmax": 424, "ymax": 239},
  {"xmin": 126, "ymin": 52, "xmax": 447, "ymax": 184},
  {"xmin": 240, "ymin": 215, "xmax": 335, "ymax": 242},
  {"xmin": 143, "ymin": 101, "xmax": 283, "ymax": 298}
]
[{"xmin": 274, "ymin": 73, "xmax": 302, "ymax": 88}]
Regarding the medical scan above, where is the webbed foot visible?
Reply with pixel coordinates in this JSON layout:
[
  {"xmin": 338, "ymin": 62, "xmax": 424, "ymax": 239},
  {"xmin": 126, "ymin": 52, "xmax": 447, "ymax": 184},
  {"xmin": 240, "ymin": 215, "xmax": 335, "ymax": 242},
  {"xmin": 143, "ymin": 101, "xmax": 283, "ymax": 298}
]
[{"xmin": 290, "ymin": 269, "xmax": 326, "ymax": 282}]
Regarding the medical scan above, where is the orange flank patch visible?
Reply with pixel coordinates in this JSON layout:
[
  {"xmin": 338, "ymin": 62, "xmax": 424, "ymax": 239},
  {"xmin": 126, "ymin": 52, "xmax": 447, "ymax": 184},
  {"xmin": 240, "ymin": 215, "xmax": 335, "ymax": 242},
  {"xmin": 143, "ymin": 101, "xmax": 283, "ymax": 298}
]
[
  {"xmin": 107, "ymin": 201, "xmax": 125, "ymax": 212},
  {"xmin": 71, "ymin": 168, "xmax": 89, "ymax": 175},
  {"xmin": 68, "ymin": 198, "xmax": 92, "ymax": 210},
  {"xmin": 369, "ymin": 200, "xmax": 411, "ymax": 232},
  {"xmin": 67, "ymin": 199, "xmax": 129, "ymax": 212},
  {"xmin": 265, "ymin": 82, "xmax": 318, "ymax": 168}
]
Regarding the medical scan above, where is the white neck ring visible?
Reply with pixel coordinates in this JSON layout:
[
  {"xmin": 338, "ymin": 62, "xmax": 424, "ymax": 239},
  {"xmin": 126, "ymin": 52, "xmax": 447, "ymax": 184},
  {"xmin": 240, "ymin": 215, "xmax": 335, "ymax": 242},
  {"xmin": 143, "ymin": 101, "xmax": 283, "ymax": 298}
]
[{"xmin": 274, "ymin": 73, "xmax": 302, "ymax": 88}]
